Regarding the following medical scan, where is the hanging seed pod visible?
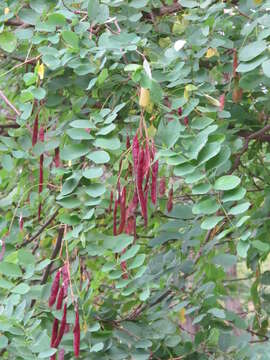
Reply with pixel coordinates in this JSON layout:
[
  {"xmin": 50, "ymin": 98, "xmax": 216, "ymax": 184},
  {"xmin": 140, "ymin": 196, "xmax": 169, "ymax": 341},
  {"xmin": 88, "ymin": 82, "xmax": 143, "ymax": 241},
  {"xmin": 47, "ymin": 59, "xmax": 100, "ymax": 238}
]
[
  {"xmin": 54, "ymin": 147, "xmax": 60, "ymax": 168},
  {"xmin": 120, "ymin": 260, "xmax": 128, "ymax": 279},
  {"xmin": 53, "ymin": 303, "xmax": 67, "ymax": 348},
  {"xmin": 73, "ymin": 306, "xmax": 80, "ymax": 358},
  {"xmin": 126, "ymin": 135, "xmax": 131, "ymax": 149},
  {"xmin": 177, "ymin": 107, "xmax": 182, "ymax": 116},
  {"xmin": 143, "ymin": 142, "xmax": 151, "ymax": 176},
  {"xmin": 118, "ymin": 186, "xmax": 126, "ymax": 234},
  {"xmin": 32, "ymin": 113, "xmax": 39, "ymax": 147},
  {"xmin": 232, "ymin": 87, "xmax": 243, "ymax": 103},
  {"xmin": 39, "ymin": 127, "xmax": 45, "ymax": 194},
  {"xmin": 159, "ymin": 177, "xmax": 166, "ymax": 196},
  {"xmin": 219, "ymin": 94, "xmax": 225, "ymax": 111},
  {"xmin": 139, "ymin": 87, "xmax": 150, "ymax": 108},
  {"xmin": 62, "ymin": 265, "xmax": 69, "ymax": 297},
  {"xmin": 59, "ymin": 349, "xmax": 65, "ymax": 360},
  {"xmin": 167, "ymin": 187, "xmax": 174, "ymax": 213},
  {"xmin": 132, "ymin": 134, "xmax": 140, "ymax": 173},
  {"xmin": 49, "ymin": 270, "xmax": 61, "ymax": 307},
  {"xmin": 113, "ymin": 198, "xmax": 118, "ymax": 236},
  {"xmin": 184, "ymin": 117, "xmax": 189, "ymax": 127},
  {"xmin": 150, "ymin": 142, "xmax": 158, "ymax": 205},
  {"xmin": 56, "ymin": 286, "xmax": 64, "ymax": 310},
  {"xmin": 137, "ymin": 148, "xmax": 148, "ymax": 227},
  {"xmin": 51, "ymin": 318, "xmax": 59, "ymax": 346}
]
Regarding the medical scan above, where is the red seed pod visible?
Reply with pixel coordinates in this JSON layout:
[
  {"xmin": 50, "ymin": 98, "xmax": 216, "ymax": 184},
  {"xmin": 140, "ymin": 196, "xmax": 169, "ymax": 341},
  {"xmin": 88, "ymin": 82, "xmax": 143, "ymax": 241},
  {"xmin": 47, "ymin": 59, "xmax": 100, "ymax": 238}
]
[
  {"xmin": 132, "ymin": 133, "xmax": 140, "ymax": 173},
  {"xmin": 53, "ymin": 303, "xmax": 67, "ymax": 348},
  {"xmin": 159, "ymin": 177, "xmax": 166, "ymax": 196},
  {"xmin": 32, "ymin": 113, "xmax": 39, "ymax": 146},
  {"xmin": 151, "ymin": 160, "xmax": 158, "ymax": 205},
  {"xmin": 56, "ymin": 286, "xmax": 64, "ymax": 310},
  {"xmin": 51, "ymin": 318, "xmax": 59, "ymax": 346},
  {"xmin": 137, "ymin": 148, "xmax": 148, "ymax": 227},
  {"xmin": 64, "ymin": 324, "xmax": 70, "ymax": 334},
  {"xmin": 120, "ymin": 260, "xmax": 128, "ymax": 279},
  {"xmin": 167, "ymin": 187, "xmax": 174, "ymax": 213},
  {"xmin": 39, "ymin": 154, "xmax": 44, "ymax": 194},
  {"xmin": 62, "ymin": 265, "xmax": 69, "ymax": 297},
  {"xmin": 219, "ymin": 94, "xmax": 225, "ymax": 111},
  {"xmin": 118, "ymin": 186, "xmax": 126, "ymax": 234},
  {"xmin": 125, "ymin": 216, "xmax": 135, "ymax": 236},
  {"xmin": 126, "ymin": 189, "xmax": 138, "ymax": 219},
  {"xmin": 143, "ymin": 143, "xmax": 151, "ymax": 176},
  {"xmin": 113, "ymin": 198, "xmax": 118, "ymax": 236},
  {"xmin": 19, "ymin": 213, "xmax": 24, "ymax": 232},
  {"xmin": 184, "ymin": 117, "xmax": 189, "ymax": 127},
  {"xmin": 59, "ymin": 349, "xmax": 65, "ymax": 360},
  {"xmin": 233, "ymin": 49, "xmax": 238, "ymax": 78},
  {"xmin": 126, "ymin": 135, "xmax": 131, "ymax": 149},
  {"xmin": 39, "ymin": 126, "xmax": 44, "ymax": 142},
  {"xmin": 178, "ymin": 107, "xmax": 182, "ymax": 116},
  {"xmin": 50, "ymin": 355, "xmax": 56, "ymax": 360},
  {"xmin": 49, "ymin": 270, "xmax": 61, "ymax": 307},
  {"xmin": 54, "ymin": 147, "xmax": 60, "ymax": 168},
  {"xmin": 73, "ymin": 306, "xmax": 80, "ymax": 358}
]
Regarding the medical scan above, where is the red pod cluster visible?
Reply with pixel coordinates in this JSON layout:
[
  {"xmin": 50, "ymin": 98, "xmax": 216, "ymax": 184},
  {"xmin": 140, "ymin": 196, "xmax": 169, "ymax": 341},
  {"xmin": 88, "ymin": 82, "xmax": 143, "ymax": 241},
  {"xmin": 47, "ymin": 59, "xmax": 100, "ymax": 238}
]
[
  {"xmin": 184, "ymin": 116, "xmax": 189, "ymax": 127},
  {"xmin": 159, "ymin": 177, "xmax": 166, "ymax": 196},
  {"xmin": 49, "ymin": 265, "xmax": 71, "ymax": 360},
  {"xmin": 233, "ymin": 49, "xmax": 238, "ymax": 79},
  {"xmin": 178, "ymin": 107, "xmax": 182, "ymax": 116},
  {"xmin": 19, "ymin": 213, "xmax": 24, "ymax": 232},
  {"xmin": 73, "ymin": 305, "xmax": 80, "ymax": 358}
]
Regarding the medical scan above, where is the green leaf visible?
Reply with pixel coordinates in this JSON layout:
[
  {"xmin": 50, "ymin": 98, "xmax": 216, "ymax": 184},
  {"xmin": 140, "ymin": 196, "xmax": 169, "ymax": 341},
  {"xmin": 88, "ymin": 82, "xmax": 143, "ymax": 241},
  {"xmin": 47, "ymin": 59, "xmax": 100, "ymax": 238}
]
[
  {"xmin": 82, "ymin": 167, "xmax": 103, "ymax": 179},
  {"xmin": 85, "ymin": 183, "xmax": 106, "ymax": 197},
  {"xmin": 239, "ymin": 41, "xmax": 267, "ymax": 62},
  {"xmin": 237, "ymin": 55, "xmax": 268, "ymax": 73},
  {"xmin": 222, "ymin": 187, "xmax": 246, "ymax": 203},
  {"xmin": 158, "ymin": 119, "xmax": 182, "ymax": 148},
  {"xmin": 252, "ymin": 240, "xmax": 270, "ymax": 252},
  {"xmin": 11, "ymin": 283, "xmax": 30, "ymax": 294},
  {"xmin": 262, "ymin": 59, "xmax": 270, "ymax": 78},
  {"xmin": 214, "ymin": 175, "xmax": 241, "ymax": 191},
  {"xmin": 201, "ymin": 216, "xmax": 223, "ymax": 230},
  {"xmin": 62, "ymin": 30, "xmax": 79, "ymax": 49},
  {"xmin": 0, "ymin": 32, "xmax": 17, "ymax": 53},
  {"xmin": 87, "ymin": 150, "xmax": 110, "ymax": 164},
  {"xmin": 90, "ymin": 342, "xmax": 104, "ymax": 352},
  {"xmin": 192, "ymin": 198, "xmax": 220, "ymax": 215},
  {"xmin": 61, "ymin": 143, "xmax": 90, "ymax": 161},
  {"xmin": 0, "ymin": 262, "xmax": 22, "ymax": 278},
  {"xmin": 94, "ymin": 137, "xmax": 120, "ymax": 150},
  {"xmin": 47, "ymin": 13, "xmax": 67, "ymax": 26},
  {"xmin": 104, "ymin": 234, "xmax": 134, "ymax": 253},
  {"xmin": 228, "ymin": 202, "xmax": 250, "ymax": 215}
]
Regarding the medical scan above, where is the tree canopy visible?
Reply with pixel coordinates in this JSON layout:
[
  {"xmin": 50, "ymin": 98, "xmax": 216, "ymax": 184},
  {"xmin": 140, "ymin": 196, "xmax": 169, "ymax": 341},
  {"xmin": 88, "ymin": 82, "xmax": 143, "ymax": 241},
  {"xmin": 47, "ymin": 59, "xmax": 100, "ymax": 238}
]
[{"xmin": 1, "ymin": 0, "xmax": 270, "ymax": 359}]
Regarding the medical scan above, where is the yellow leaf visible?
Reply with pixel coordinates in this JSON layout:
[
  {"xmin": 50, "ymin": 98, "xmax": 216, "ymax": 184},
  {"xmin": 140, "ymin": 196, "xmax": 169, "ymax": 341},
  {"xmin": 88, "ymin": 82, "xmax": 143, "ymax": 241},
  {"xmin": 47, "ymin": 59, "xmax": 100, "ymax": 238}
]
[
  {"xmin": 204, "ymin": 94, "xmax": 220, "ymax": 107},
  {"xmin": 139, "ymin": 87, "xmax": 150, "ymax": 108},
  {"xmin": 4, "ymin": 7, "xmax": 9, "ymax": 15},
  {"xmin": 205, "ymin": 48, "xmax": 218, "ymax": 58},
  {"xmin": 184, "ymin": 86, "xmax": 189, "ymax": 100},
  {"xmin": 179, "ymin": 308, "xmax": 186, "ymax": 324},
  {"xmin": 38, "ymin": 63, "xmax": 45, "ymax": 80},
  {"xmin": 253, "ymin": 0, "xmax": 262, "ymax": 4},
  {"xmin": 148, "ymin": 124, "xmax": 156, "ymax": 138},
  {"xmin": 145, "ymin": 100, "xmax": 154, "ymax": 114}
]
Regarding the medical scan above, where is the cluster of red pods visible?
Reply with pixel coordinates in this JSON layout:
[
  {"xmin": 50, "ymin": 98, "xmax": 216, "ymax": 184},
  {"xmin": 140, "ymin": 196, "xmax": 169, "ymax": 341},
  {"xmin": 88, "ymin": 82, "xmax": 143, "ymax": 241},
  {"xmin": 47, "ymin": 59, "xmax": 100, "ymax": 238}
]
[{"xmin": 49, "ymin": 265, "xmax": 80, "ymax": 359}]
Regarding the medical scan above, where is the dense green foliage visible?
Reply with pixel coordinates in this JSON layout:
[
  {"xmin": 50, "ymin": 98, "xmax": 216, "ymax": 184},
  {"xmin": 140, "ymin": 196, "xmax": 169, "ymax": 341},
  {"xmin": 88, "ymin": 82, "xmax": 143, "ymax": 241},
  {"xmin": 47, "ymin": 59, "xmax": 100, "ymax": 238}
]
[{"xmin": 1, "ymin": 0, "xmax": 270, "ymax": 359}]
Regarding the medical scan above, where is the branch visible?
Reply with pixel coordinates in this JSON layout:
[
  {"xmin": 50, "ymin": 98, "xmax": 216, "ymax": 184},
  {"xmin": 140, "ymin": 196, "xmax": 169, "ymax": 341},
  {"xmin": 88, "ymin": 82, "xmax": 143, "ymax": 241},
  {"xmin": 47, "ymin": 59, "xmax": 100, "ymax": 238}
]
[
  {"xmin": 0, "ymin": 90, "xmax": 21, "ymax": 116},
  {"xmin": 17, "ymin": 208, "xmax": 59, "ymax": 249},
  {"xmin": 230, "ymin": 124, "xmax": 270, "ymax": 173}
]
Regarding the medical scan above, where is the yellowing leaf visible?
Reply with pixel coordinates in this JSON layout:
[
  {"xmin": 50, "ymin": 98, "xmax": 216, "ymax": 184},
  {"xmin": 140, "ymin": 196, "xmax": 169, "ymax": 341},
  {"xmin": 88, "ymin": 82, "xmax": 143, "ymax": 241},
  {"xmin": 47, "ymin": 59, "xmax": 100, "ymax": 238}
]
[
  {"xmin": 204, "ymin": 94, "xmax": 220, "ymax": 107},
  {"xmin": 184, "ymin": 86, "xmax": 189, "ymax": 100},
  {"xmin": 253, "ymin": 0, "xmax": 262, "ymax": 4},
  {"xmin": 205, "ymin": 48, "xmax": 219, "ymax": 58},
  {"xmin": 179, "ymin": 308, "xmax": 186, "ymax": 324},
  {"xmin": 38, "ymin": 63, "xmax": 45, "ymax": 80},
  {"xmin": 148, "ymin": 124, "xmax": 156, "ymax": 137},
  {"xmin": 145, "ymin": 100, "xmax": 154, "ymax": 114},
  {"xmin": 139, "ymin": 87, "xmax": 150, "ymax": 108},
  {"xmin": 4, "ymin": 7, "xmax": 9, "ymax": 15}
]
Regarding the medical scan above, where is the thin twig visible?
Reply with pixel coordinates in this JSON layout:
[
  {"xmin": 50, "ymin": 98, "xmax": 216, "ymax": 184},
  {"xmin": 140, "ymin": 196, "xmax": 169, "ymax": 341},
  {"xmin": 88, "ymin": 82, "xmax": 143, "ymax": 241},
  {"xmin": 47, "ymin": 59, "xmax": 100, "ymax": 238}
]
[
  {"xmin": 17, "ymin": 208, "xmax": 59, "ymax": 248},
  {"xmin": 0, "ymin": 90, "xmax": 21, "ymax": 116}
]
